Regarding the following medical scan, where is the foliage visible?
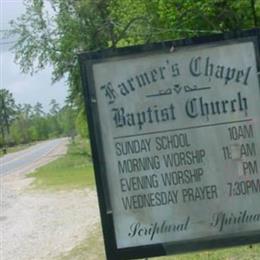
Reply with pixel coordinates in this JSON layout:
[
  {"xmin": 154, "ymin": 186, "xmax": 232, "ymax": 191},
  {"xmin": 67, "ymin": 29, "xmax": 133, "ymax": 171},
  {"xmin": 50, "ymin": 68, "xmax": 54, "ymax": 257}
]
[
  {"xmin": 75, "ymin": 108, "xmax": 88, "ymax": 139},
  {"xmin": 10, "ymin": 0, "xmax": 110, "ymax": 106},
  {"xmin": 109, "ymin": 0, "xmax": 260, "ymax": 44},
  {"xmin": 0, "ymin": 88, "xmax": 77, "ymax": 148},
  {"xmin": 8, "ymin": 0, "xmax": 260, "ymax": 135},
  {"xmin": 0, "ymin": 89, "xmax": 16, "ymax": 147}
]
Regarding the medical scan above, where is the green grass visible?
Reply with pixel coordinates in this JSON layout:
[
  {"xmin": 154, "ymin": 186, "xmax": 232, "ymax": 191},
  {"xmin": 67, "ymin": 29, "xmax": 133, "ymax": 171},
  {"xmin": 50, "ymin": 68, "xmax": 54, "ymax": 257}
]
[
  {"xmin": 57, "ymin": 224, "xmax": 105, "ymax": 260},
  {"xmin": 28, "ymin": 138, "xmax": 96, "ymax": 190},
  {"xmin": 153, "ymin": 244, "xmax": 260, "ymax": 260},
  {"xmin": 59, "ymin": 224, "xmax": 260, "ymax": 260}
]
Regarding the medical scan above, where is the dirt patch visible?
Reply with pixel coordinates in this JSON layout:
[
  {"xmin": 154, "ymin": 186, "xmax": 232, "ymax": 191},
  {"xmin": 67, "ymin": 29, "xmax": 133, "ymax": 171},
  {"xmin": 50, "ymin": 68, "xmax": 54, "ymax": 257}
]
[
  {"xmin": 0, "ymin": 139, "xmax": 100, "ymax": 260},
  {"xmin": 2, "ymin": 186, "xmax": 100, "ymax": 260}
]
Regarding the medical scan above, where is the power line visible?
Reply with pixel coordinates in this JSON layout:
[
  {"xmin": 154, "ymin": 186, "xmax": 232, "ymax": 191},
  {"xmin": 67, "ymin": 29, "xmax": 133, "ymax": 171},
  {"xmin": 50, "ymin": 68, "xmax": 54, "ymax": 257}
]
[
  {"xmin": 0, "ymin": 40, "xmax": 16, "ymax": 46},
  {"xmin": 0, "ymin": 29, "xmax": 12, "ymax": 32}
]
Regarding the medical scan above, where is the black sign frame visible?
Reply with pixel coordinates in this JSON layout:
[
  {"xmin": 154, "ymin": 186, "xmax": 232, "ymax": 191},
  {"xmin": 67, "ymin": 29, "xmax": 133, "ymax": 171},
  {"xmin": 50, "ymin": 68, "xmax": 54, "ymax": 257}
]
[{"xmin": 79, "ymin": 29, "xmax": 260, "ymax": 260}]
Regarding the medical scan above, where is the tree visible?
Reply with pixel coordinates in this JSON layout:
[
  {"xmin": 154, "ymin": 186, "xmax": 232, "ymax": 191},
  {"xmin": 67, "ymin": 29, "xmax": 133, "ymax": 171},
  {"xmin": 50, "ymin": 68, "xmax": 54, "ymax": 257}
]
[
  {"xmin": 49, "ymin": 99, "xmax": 60, "ymax": 115},
  {"xmin": 33, "ymin": 102, "xmax": 45, "ymax": 117},
  {"xmin": 11, "ymin": 0, "xmax": 260, "ymax": 78},
  {"xmin": 27, "ymin": 102, "xmax": 47, "ymax": 140},
  {"xmin": 22, "ymin": 103, "xmax": 33, "ymax": 118},
  {"xmin": 0, "ymin": 89, "xmax": 16, "ymax": 149},
  {"xmin": 58, "ymin": 104, "xmax": 77, "ymax": 137},
  {"xmin": 0, "ymin": 88, "xmax": 78, "ymax": 147},
  {"xmin": 10, "ymin": 0, "xmax": 111, "ymax": 104},
  {"xmin": 9, "ymin": 0, "xmax": 260, "ymax": 135},
  {"xmin": 109, "ymin": 0, "xmax": 260, "ymax": 43},
  {"xmin": 47, "ymin": 99, "xmax": 61, "ymax": 137},
  {"xmin": 9, "ymin": 103, "xmax": 33, "ymax": 144},
  {"xmin": 9, "ymin": 0, "xmax": 115, "ymax": 138}
]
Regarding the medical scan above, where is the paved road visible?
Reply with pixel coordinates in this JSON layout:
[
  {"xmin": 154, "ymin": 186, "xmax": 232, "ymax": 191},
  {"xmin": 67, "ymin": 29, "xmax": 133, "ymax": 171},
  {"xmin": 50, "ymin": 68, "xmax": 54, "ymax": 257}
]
[{"xmin": 0, "ymin": 138, "xmax": 68, "ymax": 176}]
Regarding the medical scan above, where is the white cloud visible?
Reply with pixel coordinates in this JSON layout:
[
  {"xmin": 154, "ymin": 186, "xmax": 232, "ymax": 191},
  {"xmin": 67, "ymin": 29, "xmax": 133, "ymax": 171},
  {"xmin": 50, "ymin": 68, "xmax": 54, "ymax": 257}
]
[
  {"xmin": 2, "ymin": 51, "xmax": 68, "ymax": 111},
  {"xmin": 1, "ymin": 0, "xmax": 69, "ymax": 112}
]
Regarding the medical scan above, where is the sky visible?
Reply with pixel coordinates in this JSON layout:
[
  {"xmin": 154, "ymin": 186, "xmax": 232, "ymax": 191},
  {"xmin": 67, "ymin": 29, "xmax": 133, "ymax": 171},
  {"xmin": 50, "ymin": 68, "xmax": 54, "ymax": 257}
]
[{"xmin": 0, "ymin": 0, "xmax": 68, "ymax": 112}]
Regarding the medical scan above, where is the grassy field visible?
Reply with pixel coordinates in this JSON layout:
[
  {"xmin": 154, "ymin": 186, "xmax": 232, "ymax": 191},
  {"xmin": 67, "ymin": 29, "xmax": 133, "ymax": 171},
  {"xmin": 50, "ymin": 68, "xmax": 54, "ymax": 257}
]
[{"xmin": 28, "ymin": 138, "xmax": 96, "ymax": 190}]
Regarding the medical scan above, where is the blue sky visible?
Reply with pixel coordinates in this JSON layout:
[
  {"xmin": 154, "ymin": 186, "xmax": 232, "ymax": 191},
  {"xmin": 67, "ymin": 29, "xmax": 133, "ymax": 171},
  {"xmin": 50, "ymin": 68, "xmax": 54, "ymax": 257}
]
[{"xmin": 0, "ymin": 0, "xmax": 68, "ymax": 111}]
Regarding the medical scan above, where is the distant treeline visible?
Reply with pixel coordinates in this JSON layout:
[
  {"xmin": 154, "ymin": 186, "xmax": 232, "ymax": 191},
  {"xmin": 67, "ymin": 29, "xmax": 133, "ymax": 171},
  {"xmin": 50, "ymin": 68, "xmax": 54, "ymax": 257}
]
[{"xmin": 0, "ymin": 88, "xmax": 87, "ymax": 148}]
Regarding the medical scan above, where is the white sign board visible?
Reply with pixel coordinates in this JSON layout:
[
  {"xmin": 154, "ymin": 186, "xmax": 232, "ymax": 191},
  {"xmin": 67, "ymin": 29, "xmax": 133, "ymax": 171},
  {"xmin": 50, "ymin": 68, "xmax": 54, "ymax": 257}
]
[{"xmin": 80, "ymin": 35, "xmax": 260, "ymax": 258}]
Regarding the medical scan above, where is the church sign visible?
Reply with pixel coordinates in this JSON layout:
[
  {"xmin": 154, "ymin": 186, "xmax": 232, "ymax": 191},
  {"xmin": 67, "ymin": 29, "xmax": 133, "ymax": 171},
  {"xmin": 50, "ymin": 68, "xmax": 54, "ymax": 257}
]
[{"xmin": 79, "ymin": 29, "xmax": 260, "ymax": 259}]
